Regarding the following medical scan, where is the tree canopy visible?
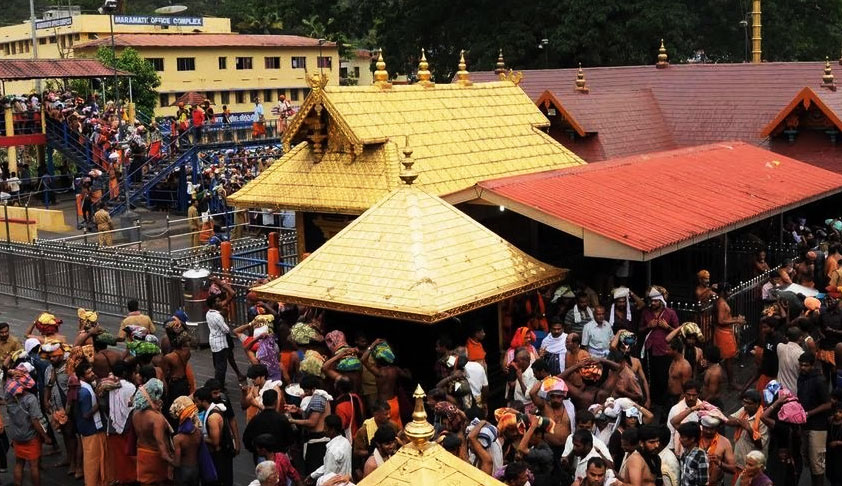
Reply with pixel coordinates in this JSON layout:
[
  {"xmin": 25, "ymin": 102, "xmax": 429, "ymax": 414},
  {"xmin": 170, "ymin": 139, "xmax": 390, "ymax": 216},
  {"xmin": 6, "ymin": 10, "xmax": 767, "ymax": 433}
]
[
  {"xmin": 2, "ymin": 0, "xmax": 840, "ymax": 84},
  {"xmin": 96, "ymin": 46, "xmax": 161, "ymax": 117}
]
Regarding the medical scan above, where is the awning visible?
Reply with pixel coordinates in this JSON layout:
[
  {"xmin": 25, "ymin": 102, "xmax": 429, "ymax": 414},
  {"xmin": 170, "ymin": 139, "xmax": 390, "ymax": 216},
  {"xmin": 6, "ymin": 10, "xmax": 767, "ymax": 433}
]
[
  {"xmin": 0, "ymin": 59, "xmax": 131, "ymax": 81},
  {"xmin": 252, "ymin": 178, "xmax": 566, "ymax": 323},
  {"xmin": 447, "ymin": 142, "xmax": 842, "ymax": 261}
]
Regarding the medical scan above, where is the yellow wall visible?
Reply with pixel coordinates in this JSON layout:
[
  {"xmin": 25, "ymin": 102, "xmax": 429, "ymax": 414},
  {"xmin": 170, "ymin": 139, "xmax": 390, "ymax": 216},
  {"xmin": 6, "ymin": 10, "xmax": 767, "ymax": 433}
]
[
  {"xmin": 342, "ymin": 55, "xmax": 373, "ymax": 86},
  {"xmin": 0, "ymin": 218, "xmax": 37, "ymax": 242},
  {"xmin": 74, "ymin": 44, "xmax": 341, "ymax": 116},
  {"xmin": 5, "ymin": 206, "xmax": 72, "ymax": 232}
]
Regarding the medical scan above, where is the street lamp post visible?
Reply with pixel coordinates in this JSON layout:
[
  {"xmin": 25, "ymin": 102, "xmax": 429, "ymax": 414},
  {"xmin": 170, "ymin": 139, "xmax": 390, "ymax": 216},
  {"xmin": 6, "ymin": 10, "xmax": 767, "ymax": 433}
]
[
  {"xmin": 539, "ymin": 38, "xmax": 549, "ymax": 68},
  {"xmin": 318, "ymin": 38, "xmax": 325, "ymax": 77},
  {"xmin": 29, "ymin": 0, "xmax": 40, "ymax": 92}
]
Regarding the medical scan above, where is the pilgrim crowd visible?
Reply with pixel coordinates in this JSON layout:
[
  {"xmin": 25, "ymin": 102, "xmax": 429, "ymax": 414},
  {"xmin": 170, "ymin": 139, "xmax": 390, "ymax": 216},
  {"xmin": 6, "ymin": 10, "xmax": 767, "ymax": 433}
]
[{"xmin": 2, "ymin": 255, "xmax": 840, "ymax": 486}]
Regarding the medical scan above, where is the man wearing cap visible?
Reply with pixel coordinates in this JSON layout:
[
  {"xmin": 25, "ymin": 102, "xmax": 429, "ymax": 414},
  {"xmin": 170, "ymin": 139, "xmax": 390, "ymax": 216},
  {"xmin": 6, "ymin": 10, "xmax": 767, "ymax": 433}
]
[
  {"xmin": 639, "ymin": 286, "xmax": 679, "ymax": 409},
  {"xmin": 6, "ymin": 362, "xmax": 51, "ymax": 486},
  {"xmin": 540, "ymin": 321, "xmax": 567, "ymax": 375},
  {"xmin": 566, "ymin": 292, "xmax": 595, "ymax": 337},
  {"xmin": 609, "ymin": 287, "xmax": 641, "ymax": 334},
  {"xmin": 531, "ymin": 376, "xmax": 576, "ymax": 460},
  {"xmin": 698, "ymin": 416, "xmax": 737, "ymax": 486}
]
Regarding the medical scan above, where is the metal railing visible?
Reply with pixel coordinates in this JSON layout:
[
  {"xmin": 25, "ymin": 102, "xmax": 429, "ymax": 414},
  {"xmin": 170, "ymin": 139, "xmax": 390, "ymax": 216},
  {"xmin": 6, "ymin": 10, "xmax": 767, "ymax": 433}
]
[{"xmin": 670, "ymin": 265, "xmax": 781, "ymax": 354}]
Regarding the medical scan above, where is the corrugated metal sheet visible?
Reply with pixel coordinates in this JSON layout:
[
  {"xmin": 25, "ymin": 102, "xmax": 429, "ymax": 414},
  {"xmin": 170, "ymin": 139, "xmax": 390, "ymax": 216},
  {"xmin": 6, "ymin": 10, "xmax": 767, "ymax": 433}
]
[
  {"xmin": 0, "ymin": 59, "xmax": 130, "ymax": 80},
  {"xmin": 473, "ymin": 62, "xmax": 831, "ymax": 160},
  {"xmin": 74, "ymin": 33, "xmax": 334, "ymax": 49},
  {"xmin": 479, "ymin": 142, "xmax": 842, "ymax": 255}
]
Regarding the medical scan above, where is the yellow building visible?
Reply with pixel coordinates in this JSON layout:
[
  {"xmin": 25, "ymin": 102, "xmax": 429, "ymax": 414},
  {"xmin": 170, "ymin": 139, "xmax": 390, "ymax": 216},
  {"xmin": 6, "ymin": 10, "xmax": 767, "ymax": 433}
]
[
  {"xmin": 73, "ymin": 33, "xmax": 339, "ymax": 116},
  {"xmin": 0, "ymin": 8, "xmax": 230, "ymax": 93},
  {"xmin": 0, "ymin": 8, "xmax": 339, "ymax": 116},
  {"xmin": 340, "ymin": 49, "xmax": 373, "ymax": 86}
]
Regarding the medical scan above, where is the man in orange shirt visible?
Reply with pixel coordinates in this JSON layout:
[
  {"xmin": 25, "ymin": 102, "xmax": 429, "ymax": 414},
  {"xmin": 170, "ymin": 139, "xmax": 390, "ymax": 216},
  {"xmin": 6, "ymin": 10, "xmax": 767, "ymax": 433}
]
[{"xmin": 466, "ymin": 324, "xmax": 487, "ymax": 367}]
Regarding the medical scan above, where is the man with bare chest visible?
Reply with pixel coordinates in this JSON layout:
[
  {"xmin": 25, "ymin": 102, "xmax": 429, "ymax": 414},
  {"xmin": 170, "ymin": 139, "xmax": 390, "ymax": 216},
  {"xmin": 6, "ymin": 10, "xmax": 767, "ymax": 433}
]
[
  {"xmin": 667, "ymin": 339, "xmax": 692, "ymax": 403},
  {"xmin": 530, "ymin": 376, "xmax": 574, "ymax": 459},
  {"xmin": 701, "ymin": 347, "xmax": 726, "ymax": 406},
  {"xmin": 361, "ymin": 339, "xmax": 410, "ymax": 426},
  {"xmin": 132, "ymin": 378, "xmax": 173, "ymax": 485},
  {"xmin": 163, "ymin": 334, "xmax": 193, "ymax": 417},
  {"xmin": 618, "ymin": 425, "xmax": 662, "ymax": 486},
  {"xmin": 698, "ymin": 416, "xmax": 737, "ymax": 486}
]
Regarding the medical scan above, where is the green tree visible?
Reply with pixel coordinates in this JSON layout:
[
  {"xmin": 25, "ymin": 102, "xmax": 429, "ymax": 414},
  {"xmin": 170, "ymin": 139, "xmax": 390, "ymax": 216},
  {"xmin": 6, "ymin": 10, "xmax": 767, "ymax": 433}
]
[{"xmin": 96, "ymin": 46, "xmax": 160, "ymax": 118}]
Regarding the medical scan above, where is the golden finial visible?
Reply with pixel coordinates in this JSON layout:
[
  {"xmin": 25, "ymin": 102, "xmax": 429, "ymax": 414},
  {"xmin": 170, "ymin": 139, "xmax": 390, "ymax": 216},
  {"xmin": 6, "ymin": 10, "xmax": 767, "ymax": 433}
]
[
  {"xmin": 494, "ymin": 49, "xmax": 506, "ymax": 75},
  {"xmin": 417, "ymin": 48, "xmax": 434, "ymax": 88},
  {"xmin": 656, "ymin": 39, "xmax": 669, "ymax": 69},
  {"xmin": 399, "ymin": 144, "xmax": 417, "ymax": 185},
  {"xmin": 403, "ymin": 385, "xmax": 435, "ymax": 447},
  {"xmin": 374, "ymin": 48, "xmax": 392, "ymax": 89},
  {"xmin": 456, "ymin": 49, "xmax": 473, "ymax": 86},
  {"xmin": 823, "ymin": 57, "xmax": 836, "ymax": 90},
  {"xmin": 575, "ymin": 63, "xmax": 589, "ymax": 93}
]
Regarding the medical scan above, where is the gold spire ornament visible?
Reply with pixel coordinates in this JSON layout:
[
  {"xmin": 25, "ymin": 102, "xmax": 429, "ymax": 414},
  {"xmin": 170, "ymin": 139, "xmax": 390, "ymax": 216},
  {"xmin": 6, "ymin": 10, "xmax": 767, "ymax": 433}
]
[
  {"xmin": 417, "ymin": 48, "xmax": 434, "ymax": 88},
  {"xmin": 399, "ymin": 145, "xmax": 418, "ymax": 185},
  {"xmin": 374, "ymin": 48, "xmax": 392, "ymax": 89},
  {"xmin": 494, "ymin": 49, "xmax": 507, "ymax": 75},
  {"xmin": 456, "ymin": 49, "xmax": 473, "ymax": 86},
  {"xmin": 656, "ymin": 39, "xmax": 669, "ymax": 69},
  {"xmin": 822, "ymin": 57, "xmax": 836, "ymax": 91},
  {"xmin": 403, "ymin": 385, "xmax": 435, "ymax": 448},
  {"xmin": 575, "ymin": 63, "xmax": 589, "ymax": 93}
]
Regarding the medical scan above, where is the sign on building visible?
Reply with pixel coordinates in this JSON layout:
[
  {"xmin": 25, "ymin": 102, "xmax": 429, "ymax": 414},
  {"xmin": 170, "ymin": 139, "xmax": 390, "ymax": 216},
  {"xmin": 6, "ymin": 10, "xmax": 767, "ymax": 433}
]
[
  {"xmin": 113, "ymin": 16, "xmax": 203, "ymax": 27},
  {"xmin": 35, "ymin": 17, "xmax": 73, "ymax": 30}
]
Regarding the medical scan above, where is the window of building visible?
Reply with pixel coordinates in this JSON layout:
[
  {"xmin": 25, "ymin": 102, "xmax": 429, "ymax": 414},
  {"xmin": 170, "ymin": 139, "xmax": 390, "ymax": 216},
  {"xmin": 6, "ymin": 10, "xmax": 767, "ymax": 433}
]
[
  {"xmin": 10, "ymin": 43, "xmax": 16, "ymax": 55},
  {"xmin": 235, "ymin": 57, "xmax": 253, "ymax": 70},
  {"xmin": 146, "ymin": 57, "xmax": 164, "ymax": 72},
  {"xmin": 175, "ymin": 92, "xmax": 184, "ymax": 102},
  {"xmin": 3, "ymin": 44, "xmax": 9, "ymax": 56},
  {"xmin": 235, "ymin": 91, "xmax": 245, "ymax": 104},
  {"xmin": 73, "ymin": 33, "xmax": 81, "ymax": 41},
  {"xmin": 220, "ymin": 91, "xmax": 230, "ymax": 105},
  {"xmin": 340, "ymin": 67, "xmax": 347, "ymax": 78},
  {"xmin": 250, "ymin": 90, "xmax": 259, "ymax": 102},
  {"xmin": 303, "ymin": 88, "xmax": 311, "ymax": 98},
  {"xmin": 159, "ymin": 93, "xmax": 169, "ymax": 107},
  {"xmin": 289, "ymin": 89, "xmax": 299, "ymax": 101},
  {"xmin": 39, "ymin": 38, "xmax": 47, "ymax": 45},
  {"xmin": 264, "ymin": 89, "xmax": 273, "ymax": 101},
  {"xmin": 88, "ymin": 33, "xmax": 97, "ymax": 39},
  {"xmin": 205, "ymin": 91, "xmax": 215, "ymax": 103},
  {"xmin": 49, "ymin": 36, "xmax": 56, "ymax": 44},
  {"xmin": 291, "ymin": 56, "xmax": 306, "ymax": 69},
  {"xmin": 24, "ymin": 41, "xmax": 30, "ymax": 53},
  {"xmin": 317, "ymin": 56, "xmax": 332, "ymax": 69},
  {"xmin": 354, "ymin": 66, "xmax": 360, "ymax": 78},
  {"xmin": 264, "ymin": 56, "xmax": 280, "ymax": 69},
  {"xmin": 176, "ymin": 57, "xmax": 195, "ymax": 71},
  {"xmin": 218, "ymin": 56, "xmax": 226, "ymax": 70}
]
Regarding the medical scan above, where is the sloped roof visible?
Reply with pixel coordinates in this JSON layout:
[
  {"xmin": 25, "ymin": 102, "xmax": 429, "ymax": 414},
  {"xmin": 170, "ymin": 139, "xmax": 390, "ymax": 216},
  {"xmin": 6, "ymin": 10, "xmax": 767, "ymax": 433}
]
[
  {"xmin": 0, "ymin": 59, "xmax": 131, "ymax": 80},
  {"xmin": 474, "ymin": 62, "xmax": 829, "ymax": 160},
  {"xmin": 761, "ymin": 86, "xmax": 842, "ymax": 136},
  {"xmin": 453, "ymin": 142, "xmax": 842, "ymax": 261},
  {"xmin": 228, "ymin": 141, "xmax": 401, "ymax": 214},
  {"xmin": 537, "ymin": 88, "xmax": 677, "ymax": 160},
  {"xmin": 228, "ymin": 78, "xmax": 585, "ymax": 213},
  {"xmin": 74, "ymin": 33, "xmax": 334, "ymax": 49},
  {"xmin": 252, "ymin": 182, "xmax": 565, "ymax": 323}
]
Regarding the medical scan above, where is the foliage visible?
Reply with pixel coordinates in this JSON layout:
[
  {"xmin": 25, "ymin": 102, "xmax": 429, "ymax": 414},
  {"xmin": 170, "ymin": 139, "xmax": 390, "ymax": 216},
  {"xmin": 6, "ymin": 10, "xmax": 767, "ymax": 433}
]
[
  {"xmin": 4, "ymin": 0, "xmax": 841, "ymax": 85},
  {"xmin": 95, "ymin": 46, "xmax": 160, "ymax": 116}
]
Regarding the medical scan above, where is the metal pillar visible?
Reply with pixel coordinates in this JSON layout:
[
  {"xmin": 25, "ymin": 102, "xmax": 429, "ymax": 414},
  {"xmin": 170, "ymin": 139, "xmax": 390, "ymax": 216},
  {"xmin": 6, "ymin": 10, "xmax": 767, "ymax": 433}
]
[{"xmin": 751, "ymin": 0, "xmax": 762, "ymax": 63}]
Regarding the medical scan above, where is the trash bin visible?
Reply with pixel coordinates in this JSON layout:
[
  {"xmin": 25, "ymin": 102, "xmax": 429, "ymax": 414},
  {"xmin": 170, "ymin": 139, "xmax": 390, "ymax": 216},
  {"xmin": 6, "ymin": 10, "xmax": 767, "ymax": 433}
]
[{"xmin": 182, "ymin": 268, "xmax": 210, "ymax": 347}]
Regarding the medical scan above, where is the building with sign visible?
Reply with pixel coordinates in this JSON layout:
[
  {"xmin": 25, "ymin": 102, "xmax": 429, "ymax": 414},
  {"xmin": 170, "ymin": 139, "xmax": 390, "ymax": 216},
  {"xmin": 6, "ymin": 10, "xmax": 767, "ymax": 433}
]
[
  {"xmin": 0, "ymin": 8, "xmax": 341, "ymax": 116},
  {"xmin": 73, "ymin": 33, "xmax": 339, "ymax": 116}
]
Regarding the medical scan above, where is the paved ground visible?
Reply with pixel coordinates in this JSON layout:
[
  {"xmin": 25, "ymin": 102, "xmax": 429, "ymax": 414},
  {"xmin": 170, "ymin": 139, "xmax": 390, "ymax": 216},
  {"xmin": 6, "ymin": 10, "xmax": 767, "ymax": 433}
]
[{"xmin": 0, "ymin": 293, "xmax": 259, "ymax": 486}]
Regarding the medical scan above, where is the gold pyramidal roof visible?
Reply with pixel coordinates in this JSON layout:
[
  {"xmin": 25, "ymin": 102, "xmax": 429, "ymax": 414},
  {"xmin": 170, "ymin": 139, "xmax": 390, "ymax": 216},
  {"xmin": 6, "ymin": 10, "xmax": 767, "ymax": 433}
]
[
  {"xmin": 251, "ymin": 170, "xmax": 565, "ymax": 323},
  {"xmin": 358, "ymin": 385, "xmax": 509, "ymax": 486},
  {"xmin": 227, "ymin": 63, "xmax": 585, "ymax": 214}
]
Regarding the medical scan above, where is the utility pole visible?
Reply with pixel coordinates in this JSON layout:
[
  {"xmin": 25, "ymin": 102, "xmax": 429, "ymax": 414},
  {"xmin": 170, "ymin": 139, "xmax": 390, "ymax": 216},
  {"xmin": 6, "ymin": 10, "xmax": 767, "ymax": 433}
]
[{"xmin": 29, "ymin": 0, "xmax": 40, "ymax": 92}]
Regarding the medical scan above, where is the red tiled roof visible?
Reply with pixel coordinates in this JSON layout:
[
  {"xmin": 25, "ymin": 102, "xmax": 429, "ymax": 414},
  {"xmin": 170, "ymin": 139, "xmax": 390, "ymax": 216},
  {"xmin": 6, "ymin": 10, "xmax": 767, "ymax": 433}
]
[
  {"xmin": 458, "ymin": 142, "xmax": 842, "ymax": 260},
  {"xmin": 761, "ymin": 86, "xmax": 842, "ymax": 136},
  {"xmin": 474, "ymin": 62, "xmax": 832, "ymax": 160},
  {"xmin": 537, "ymin": 88, "xmax": 677, "ymax": 160},
  {"xmin": 74, "ymin": 33, "xmax": 334, "ymax": 49},
  {"xmin": 0, "ymin": 59, "xmax": 131, "ymax": 80}
]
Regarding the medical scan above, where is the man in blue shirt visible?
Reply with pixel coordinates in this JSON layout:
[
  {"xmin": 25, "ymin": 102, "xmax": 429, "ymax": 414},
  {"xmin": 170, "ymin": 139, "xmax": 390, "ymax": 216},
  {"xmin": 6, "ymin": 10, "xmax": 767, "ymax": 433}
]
[{"xmin": 74, "ymin": 362, "xmax": 106, "ymax": 486}]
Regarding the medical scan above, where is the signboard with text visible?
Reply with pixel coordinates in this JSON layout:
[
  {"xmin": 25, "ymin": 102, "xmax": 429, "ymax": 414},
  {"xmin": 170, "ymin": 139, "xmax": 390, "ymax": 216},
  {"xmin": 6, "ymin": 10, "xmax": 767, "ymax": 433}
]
[
  {"xmin": 35, "ymin": 17, "xmax": 73, "ymax": 30},
  {"xmin": 113, "ymin": 16, "xmax": 203, "ymax": 27}
]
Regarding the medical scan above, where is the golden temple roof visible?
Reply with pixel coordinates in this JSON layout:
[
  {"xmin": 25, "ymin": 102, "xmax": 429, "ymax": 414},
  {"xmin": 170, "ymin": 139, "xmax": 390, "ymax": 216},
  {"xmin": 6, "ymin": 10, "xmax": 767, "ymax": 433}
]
[
  {"xmin": 251, "ymin": 174, "xmax": 565, "ymax": 323},
  {"xmin": 227, "ymin": 76, "xmax": 585, "ymax": 214},
  {"xmin": 357, "ymin": 386, "xmax": 508, "ymax": 486}
]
